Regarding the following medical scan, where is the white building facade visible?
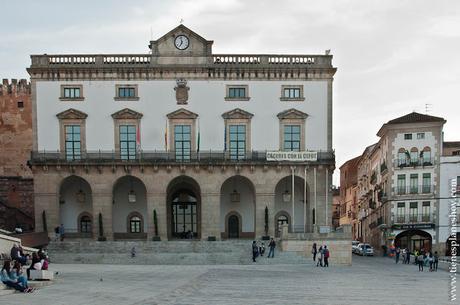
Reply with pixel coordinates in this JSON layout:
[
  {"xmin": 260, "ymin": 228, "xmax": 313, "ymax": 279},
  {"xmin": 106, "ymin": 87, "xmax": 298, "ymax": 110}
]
[{"xmin": 28, "ymin": 25, "xmax": 337, "ymax": 241}]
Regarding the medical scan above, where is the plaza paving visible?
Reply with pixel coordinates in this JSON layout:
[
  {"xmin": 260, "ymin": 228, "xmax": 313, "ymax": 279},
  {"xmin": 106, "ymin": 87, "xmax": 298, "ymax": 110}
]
[{"xmin": 0, "ymin": 255, "xmax": 451, "ymax": 305}]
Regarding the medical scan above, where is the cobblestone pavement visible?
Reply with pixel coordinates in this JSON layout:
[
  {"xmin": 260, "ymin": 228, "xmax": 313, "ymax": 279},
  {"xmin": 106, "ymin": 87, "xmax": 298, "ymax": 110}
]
[{"xmin": 0, "ymin": 256, "xmax": 451, "ymax": 305}]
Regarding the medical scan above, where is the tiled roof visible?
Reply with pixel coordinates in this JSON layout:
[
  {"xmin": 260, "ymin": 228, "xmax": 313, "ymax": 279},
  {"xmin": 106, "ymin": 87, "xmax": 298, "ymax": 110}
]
[{"xmin": 387, "ymin": 112, "xmax": 445, "ymax": 125}]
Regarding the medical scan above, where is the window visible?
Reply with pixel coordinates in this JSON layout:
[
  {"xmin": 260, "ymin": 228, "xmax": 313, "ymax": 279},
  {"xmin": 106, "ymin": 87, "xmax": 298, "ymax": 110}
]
[
  {"xmin": 65, "ymin": 125, "xmax": 81, "ymax": 160},
  {"xmin": 119, "ymin": 125, "xmax": 137, "ymax": 160},
  {"xmin": 64, "ymin": 87, "xmax": 81, "ymax": 99},
  {"xmin": 174, "ymin": 125, "xmax": 191, "ymax": 161},
  {"xmin": 409, "ymin": 202, "xmax": 418, "ymax": 222},
  {"xmin": 422, "ymin": 148, "xmax": 432, "ymax": 165},
  {"xmin": 114, "ymin": 85, "xmax": 139, "ymax": 100},
  {"xmin": 80, "ymin": 216, "xmax": 92, "ymax": 233},
  {"xmin": 280, "ymin": 85, "xmax": 304, "ymax": 101},
  {"xmin": 410, "ymin": 174, "xmax": 418, "ymax": 194},
  {"xmin": 457, "ymin": 176, "xmax": 460, "ymax": 194},
  {"xmin": 130, "ymin": 216, "xmax": 141, "ymax": 233},
  {"xmin": 396, "ymin": 202, "xmax": 405, "ymax": 223},
  {"xmin": 404, "ymin": 134, "xmax": 412, "ymax": 140},
  {"xmin": 397, "ymin": 175, "xmax": 406, "ymax": 194},
  {"xmin": 417, "ymin": 133, "xmax": 425, "ymax": 139},
  {"xmin": 410, "ymin": 148, "xmax": 419, "ymax": 165},
  {"xmin": 398, "ymin": 150, "xmax": 408, "ymax": 166},
  {"xmin": 283, "ymin": 125, "xmax": 301, "ymax": 151},
  {"xmin": 422, "ymin": 173, "xmax": 431, "ymax": 193},
  {"xmin": 17, "ymin": 101, "xmax": 24, "ymax": 108},
  {"xmin": 422, "ymin": 202, "xmax": 430, "ymax": 222},
  {"xmin": 225, "ymin": 85, "xmax": 249, "ymax": 101},
  {"xmin": 229, "ymin": 125, "xmax": 246, "ymax": 160},
  {"xmin": 118, "ymin": 87, "xmax": 136, "ymax": 98}
]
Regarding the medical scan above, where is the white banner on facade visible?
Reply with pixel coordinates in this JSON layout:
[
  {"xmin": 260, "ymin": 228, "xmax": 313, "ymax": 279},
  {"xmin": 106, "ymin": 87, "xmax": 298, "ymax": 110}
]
[{"xmin": 266, "ymin": 151, "xmax": 318, "ymax": 162}]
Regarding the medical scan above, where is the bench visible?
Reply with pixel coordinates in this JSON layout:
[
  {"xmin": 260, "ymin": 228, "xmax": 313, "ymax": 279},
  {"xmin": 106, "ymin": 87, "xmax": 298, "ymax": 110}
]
[{"xmin": 29, "ymin": 269, "xmax": 54, "ymax": 281}]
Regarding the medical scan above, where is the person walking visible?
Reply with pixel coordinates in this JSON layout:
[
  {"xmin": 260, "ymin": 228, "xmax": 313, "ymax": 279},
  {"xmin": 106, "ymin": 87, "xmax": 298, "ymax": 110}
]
[
  {"xmin": 433, "ymin": 251, "xmax": 439, "ymax": 271},
  {"xmin": 312, "ymin": 243, "xmax": 317, "ymax": 262},
  {"xmin": 395, "ymin": 247, "xmax": 400, "ymax": 264},
  {"xmin": 316, "ymin": 246, "xmax": 323, "ymax": 267},
  {"xmin": 428, "ymin": 252, "xmax": 434, "ymax": 272},
  {"xmin": 252, "ymin": 241, "xmax": 259, "ymax": 262},
  {"xmin": 401, "ymin": 248, "xmax": 406, "ymax": 264},
  {"xmin": 267, "ymin": 238, "xmax": 276, "ymax": 258},
  {"xmin": 417, "ymin": 252, "xmax": 424, "ymax": 271},
  {"xmin": 59, "ymin": 223, "xmax": 65, "ymax": 242},
  {"xmin": 323, "ymin": 246, "xmax": 330, "ymax": 267},
  {"xmin": 405, "ymin": 248, "xmax": 411, "ymax": 264}
]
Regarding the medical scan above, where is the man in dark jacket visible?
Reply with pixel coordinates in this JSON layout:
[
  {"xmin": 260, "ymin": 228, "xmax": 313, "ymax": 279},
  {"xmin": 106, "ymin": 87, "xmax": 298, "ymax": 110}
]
[
  {"xmin": 268, "ymin": 238, "xmax": 276, "ymax": 258},
  {"xmin": 252, "ymin": 241, "xmax": 258, "ymax": 262}
]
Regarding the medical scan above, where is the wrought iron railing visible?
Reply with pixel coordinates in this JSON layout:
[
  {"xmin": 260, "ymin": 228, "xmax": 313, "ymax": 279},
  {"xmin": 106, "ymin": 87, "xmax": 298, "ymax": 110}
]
[
  {"xmin": 393, "ymin": 213, "xmax": 435, "ymax": 224},
  {"xmin": 392, "ymin": 185, "xmax": 434, "ymax": 195},
  {"xmin": 394, "ymin": 158, "xmax": 435, "ymax": 168},
  {"xmin": 30, "ymin": 150, "xmax": 335, "ymax": 165}
]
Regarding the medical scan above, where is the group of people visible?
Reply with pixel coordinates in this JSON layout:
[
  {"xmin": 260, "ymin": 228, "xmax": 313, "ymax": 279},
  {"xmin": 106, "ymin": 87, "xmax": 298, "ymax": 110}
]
[
  {"xmin": 252, "ymin": 239, "xmax": 276, "ymax": 262},
  {"xmin": 311, "ymin": 243, "xmax": 330, "ymax": 267},
  {"xmin": 1, "ymin": 244, "xmax": 49, "ymax": 293},
  {"xmin": 394, "ymin": 247, "xmax": 439, "ymax": 272}
]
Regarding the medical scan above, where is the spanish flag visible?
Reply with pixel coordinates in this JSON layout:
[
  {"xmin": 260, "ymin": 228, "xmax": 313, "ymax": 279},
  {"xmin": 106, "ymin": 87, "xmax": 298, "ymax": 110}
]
[{"xmin": 164, "ymin": 120, "xmax": 168, "ymax": 151}]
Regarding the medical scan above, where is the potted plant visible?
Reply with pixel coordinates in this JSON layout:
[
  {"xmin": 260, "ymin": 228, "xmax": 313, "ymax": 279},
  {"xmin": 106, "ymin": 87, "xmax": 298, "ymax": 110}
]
[
  {"xmin": 262, "ymin": 206, "xmax": 270, "ymax": 240},
  {"xmin": 98, "ymin": 212, "xmax": 107, "ymax": 241},
  {"xmin": 152, "ymin": 209, "xmax": 161, "ymax": 241}
]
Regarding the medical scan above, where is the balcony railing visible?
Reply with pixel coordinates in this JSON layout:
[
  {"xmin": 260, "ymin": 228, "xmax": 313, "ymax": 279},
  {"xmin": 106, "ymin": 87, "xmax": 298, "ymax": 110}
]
[
  {"xmin": 392, "ymin": 185, "xmax": 434, "ymax": 195},
  {"xmin": 30, "ymin": 150, "xmax": 335, "ymax": 165},
  {"xmin": 393, "ymin": 213, "xmax": 435, "ymax": 224},
  {"xmin": 394, "ymin": 158, "xmax": 435, "ymax": 168}
]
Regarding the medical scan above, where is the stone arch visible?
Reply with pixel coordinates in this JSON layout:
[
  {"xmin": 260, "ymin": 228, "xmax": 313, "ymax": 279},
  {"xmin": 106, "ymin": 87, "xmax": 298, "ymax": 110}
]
[
  {"xmin": 59, "ymin": 175, "xmax": 93, "ymax": 238},
  {"xmin": 274, "ymin": 175, "xmax": 310, "ymax": 233},
  {"xmin": 220, "ymin": 175, "xmax": 256, "ymax": 239},
  {"xmin": 126, "ymin": 211, "xmax": 144, "ymax": 233},
  {"xmin": 166, "ymin": 175, "xmax": 201, "ymax": 240},
  {"xmin": 224, "ymin": 211, "xmax": 242, "ymax": 239},
  {"xmin": 112, "ymin": 175, "xmax": 147, "ymax": 239},
  {"xmin": 77, "ymin": 211, "xmax": 93, "ymax": 236},
  {"xmin": 395, "ymin": 229, "xmax": 433, "ymax": 253},
  {"xmin": 274, "ymin": 210, "xmax": 291, "ymax": 237}
]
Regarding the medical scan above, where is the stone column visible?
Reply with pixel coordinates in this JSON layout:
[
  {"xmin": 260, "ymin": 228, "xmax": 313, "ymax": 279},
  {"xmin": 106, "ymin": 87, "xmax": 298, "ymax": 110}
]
[
  {"xmin": 33, "ymin": 171, "xmax": 59, "ymax": 239},
  {"xmin": 255, "ymin": 192, "xmax": 275, "ymax": 238},
  {"xmin": 149, "ymin": 193, "xmax": 168, "ymax": 240},
  {"xmin": 92, "ymin": 192, "xmax": 113, "ymax": 240},
  {"xmin": 200, "ymin": 192, "xmax": 220, "ymax": 240}
]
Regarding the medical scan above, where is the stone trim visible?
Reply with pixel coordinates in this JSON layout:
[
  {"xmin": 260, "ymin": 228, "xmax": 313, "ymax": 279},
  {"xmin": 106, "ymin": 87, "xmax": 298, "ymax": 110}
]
[
  {"xmin": 59, "ymin": 84, "xmax": 84, "ymax": 101},
  {"xmin": 224, "ymin": 211, "xmax": 243, "ymax": 239},
  {"xmin": 223, "ymin": 115, "xmax": 252, "ymax": 153},
  {"xmin": 56, "ymin": 108, "xmax": 88, "ymax": 120},
  {"xmin": 77, "ymin": 211, "xmax": 93, "ymax": 234},
  {"xmin": 278, "ymin": 109, "xmax": 307, "ymax": 151},
  {"xmin": 57, "ymin": 111, "xmax": 87, "ymax": 155},
  {"xmin": 274, "ymin": 210, "xmax": 291, "ymax": 236},
  {"xmin": 114, "ymin": 84, "xmax": 139, "ymax": 101},
  {"xmin": 113, "ymin": 118, "xmax": 141, "ymax": 155},
  {"xmin": 224, "ymin": 85, "xmax": 250, "ymax": 101},
  {"xmin": 280, "ymin": 85, "xmax": 305, "ymax": 102},
  {"xmin": 221, "ymin": 108, "xmax": 254, "ymax": 120},
  {"xmin": 166, "ymin": 108, "xmax": 198, "ymax": 119},
  {"xmin": 111, "ymin": 108, "xmax": 143, "ymax": 120},
  {"xmin": 277, "ymin": 108, "xmax": 308, "ymax": 120}
]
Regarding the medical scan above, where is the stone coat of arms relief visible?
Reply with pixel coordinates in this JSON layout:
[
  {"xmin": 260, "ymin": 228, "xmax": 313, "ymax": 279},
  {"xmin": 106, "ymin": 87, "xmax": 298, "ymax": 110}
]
[{"xmin": 175, "ymin": 78, "xmax": 190, "ymax": 104}]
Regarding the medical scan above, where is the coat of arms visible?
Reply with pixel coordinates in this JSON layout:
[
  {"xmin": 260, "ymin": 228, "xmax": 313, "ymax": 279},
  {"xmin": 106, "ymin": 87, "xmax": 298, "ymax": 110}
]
[{"xmin": 174, "ymin": 78, "xmax": 189, "ymax": 104}]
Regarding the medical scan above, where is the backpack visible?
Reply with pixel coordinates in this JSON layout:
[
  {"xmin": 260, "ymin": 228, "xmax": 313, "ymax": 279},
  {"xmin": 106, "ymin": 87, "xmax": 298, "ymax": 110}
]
[{"xmin": 324, "ymin": 249, "xmax": 330, "ymax": 258}]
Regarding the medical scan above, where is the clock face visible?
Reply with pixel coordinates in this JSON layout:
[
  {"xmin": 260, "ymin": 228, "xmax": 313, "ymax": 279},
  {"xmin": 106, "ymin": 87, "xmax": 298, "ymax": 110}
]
[{"xmin": 174, "ymin": 35, "xmax": 189, "ymax": 50}]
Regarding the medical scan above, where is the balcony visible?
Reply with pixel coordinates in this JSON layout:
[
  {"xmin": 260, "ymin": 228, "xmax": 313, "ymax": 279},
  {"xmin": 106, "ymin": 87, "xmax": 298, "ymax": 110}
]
[
  {"xmin": 394, "ymin": 158, "xmax": 435, "ymax": 168},
  {"xmin": 392, "ymin": 185, "xmax": 434, "ymax": 195},
  {"xmin": 29, "ymin": 150, "xmax": 335, "ymax": 166},
  {"xmin": 393, "ymin": 213, "xmax": 435, "ymax": 224}
]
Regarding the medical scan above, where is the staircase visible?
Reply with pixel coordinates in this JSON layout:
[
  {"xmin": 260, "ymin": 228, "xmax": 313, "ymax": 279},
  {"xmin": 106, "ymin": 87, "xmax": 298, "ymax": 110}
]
[{"xmin": 46, "ymin": 240, "xmax": 312, "ymax": 265}]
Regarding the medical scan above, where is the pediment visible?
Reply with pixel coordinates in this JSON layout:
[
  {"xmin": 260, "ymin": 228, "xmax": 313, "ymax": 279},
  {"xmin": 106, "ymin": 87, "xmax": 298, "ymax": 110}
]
[
  {"xmin": 222, "ymin": 108, "xmax": 254, "ymax": 120},
  {"xmin": 56, "ymin": 108, "xmax": 87, "ymax": 120},
  {"xmin": 277, "ymin": 108, "xmax": 308, "ymax": 120},
  {"xmin": 167, "ymin": 108, "xmax": 198, "ymax": 119},
  {"xmin": 111, "ymin": 108, "xmax": 143, "ymax": 119},
  {"xmin": 149, "ymin": 24, "xmax": 213, "ymax": 58}
]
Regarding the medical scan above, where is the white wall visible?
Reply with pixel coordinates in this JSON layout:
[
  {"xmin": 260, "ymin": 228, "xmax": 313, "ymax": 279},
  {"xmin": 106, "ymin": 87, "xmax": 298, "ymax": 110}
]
[
  {"xmin": 274, "ymin": 176, "xmax": 307, "ymax": 229},
  {"xmin": 36, "ymin": 80, "xmax": 328, "ymax": 152},
  {"xmin": 439, "ymin": 155, "xmax": 460, "ymax": 245}
]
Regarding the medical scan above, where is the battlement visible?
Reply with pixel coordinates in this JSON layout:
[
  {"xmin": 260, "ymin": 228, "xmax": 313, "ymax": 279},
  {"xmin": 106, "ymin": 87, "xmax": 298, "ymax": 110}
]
[{"xmin": 0, "ymin": 79, "xmax": 31, "ymax": 95}]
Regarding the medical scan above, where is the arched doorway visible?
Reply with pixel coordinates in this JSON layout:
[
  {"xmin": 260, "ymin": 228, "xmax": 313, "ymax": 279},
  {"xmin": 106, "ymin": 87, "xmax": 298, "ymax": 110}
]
[
  {"xmin": 59, "ymin": 176, "xmax": 93, "ymax": 238},
  {"xmin": 112, "ymin": 175, "xmax": 147, "ymax": 240},
  {"xmin": 228, "ymin": 215, "xmax": 239, "ymax": 238},
  {"xmin": 274, "ymin": 176, "xmax": 309, "ymax": 233},
  {"xmin": 220, "ymin": 175, "xmax": 255, "ymax": 239},
  {"xmin": 167, "ymin": 176, "xmax": 201, "ymax": 240},
  {"xmin": 274, "ymin": 211, "xmax": 291, "ymax": 237},
  {"xmin": 395, "ymin": 230, "xmax": 432, "ymax": 253}
]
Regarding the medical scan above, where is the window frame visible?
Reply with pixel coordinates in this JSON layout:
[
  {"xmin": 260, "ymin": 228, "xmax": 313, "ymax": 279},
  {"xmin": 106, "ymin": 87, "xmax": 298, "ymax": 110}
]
[
  {"xmin": 60, "ymin": 85, "xmax": 84, "ymax": 101},
  {"xmin": 228, "ymin": 124, "xmax": 246, "ymax": 160},
  {"xmin": 174, "ymin": 124, "xmax": 192, "ymax": 161},
  {"xmin": 114, "ymin": 84, "xmax": 139, "ymax": 101},
  {"xmin": 283, "ymin": 124, "xmax": 301, "ymax": 151},
  {"xmin": 64, "ymin": 124, "xmax": 82, "ymax": 161},
  {"xmin": 404, "ymin": 133, "xmax": 412, "ymax": 140},
  {"xmin": 280, "ymin": 85, "xmax": 305, "ymax": 101},
  {"xmin": 225, "ymin": 85, "xmax": 250, "ymax": 101},
  {"xmin": 119, "ymin": 124, "xmax": 137, "ymax": 160}
]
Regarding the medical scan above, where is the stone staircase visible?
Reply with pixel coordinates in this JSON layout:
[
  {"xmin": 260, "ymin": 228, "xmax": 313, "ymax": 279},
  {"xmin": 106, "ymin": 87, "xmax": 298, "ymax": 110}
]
[{"xmin": 47, "ymin": 240, "xmax": 312, "ymax": 265}]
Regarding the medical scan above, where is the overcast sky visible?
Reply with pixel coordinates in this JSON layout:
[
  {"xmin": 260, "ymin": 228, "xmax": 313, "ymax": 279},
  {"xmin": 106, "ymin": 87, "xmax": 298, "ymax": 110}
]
[{"xmin": 1, "ymin": 0, "xmax": 459, "ymax": 185}]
